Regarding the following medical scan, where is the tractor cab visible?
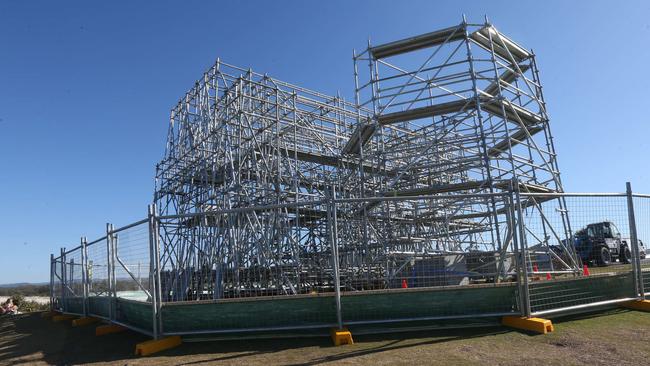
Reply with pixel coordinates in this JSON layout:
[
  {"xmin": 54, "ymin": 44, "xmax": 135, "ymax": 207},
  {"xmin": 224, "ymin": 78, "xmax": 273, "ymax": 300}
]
[{"xmin": 585, "ymin": 222, "xmax": 621, "ymax": 240}]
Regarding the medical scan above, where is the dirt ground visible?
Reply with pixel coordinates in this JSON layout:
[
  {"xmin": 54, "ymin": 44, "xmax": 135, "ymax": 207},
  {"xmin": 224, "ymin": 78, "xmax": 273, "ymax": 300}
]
[{"xmin": 1, "ymin": 310, "xmax": 650, "ymax": 365}]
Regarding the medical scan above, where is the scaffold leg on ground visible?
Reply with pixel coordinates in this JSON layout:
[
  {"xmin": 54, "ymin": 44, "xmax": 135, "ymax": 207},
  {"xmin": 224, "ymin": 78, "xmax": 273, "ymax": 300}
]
[
  {"xmin": 330, "ymin": 328, "xmax": 354, "ymax": 346},
  {"xmin": 621, "ymin": 300, "xmax": 650, "ymax": 312},
  {"xmin": 72, "ymin": 317, "xmax": 99, "ymax": 327},
  {"xmin": 95, "ymin": 324, "xmax": 127, "ymax": 336},
  {"xmin": 135, "ymin": 336, "xmax": 182, "ymax": 356},
  {"xmin": 502, "ymin": 316, "xmax": 554, "ymax": 334}
]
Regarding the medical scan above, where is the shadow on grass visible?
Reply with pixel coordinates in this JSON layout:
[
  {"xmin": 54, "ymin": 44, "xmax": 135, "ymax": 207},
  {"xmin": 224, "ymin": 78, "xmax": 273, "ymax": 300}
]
[
  {"xmin": 2, "ymin": 309, "xmax": 639, "ymax": 365},
  {"xmin": 164, "ymin": 325, "xmax": 509, "ymax": 366},
  {"xmin": 0, "ymin": 313, "xmax": 510, "ymax": 365},
  {"xmin": 0, "ymin": 312, "xmax": 149, "ymax": 365}
]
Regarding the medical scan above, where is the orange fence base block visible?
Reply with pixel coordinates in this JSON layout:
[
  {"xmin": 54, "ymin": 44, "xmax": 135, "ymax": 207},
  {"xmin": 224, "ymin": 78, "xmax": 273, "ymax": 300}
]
[
  {"xmin": 621, "ymin": 300, "xmax": 650, "ymax": 312},
  {"xmin": 95, "ymin": 324, "xmax": 127, "ymax": 336},
  {"xmin": 135, "ymin": 336, "xmax": 182, "ymax": 356},
  {"xmin": 52, "ymin": 314, "xmax": 76, "ymax": 322},
  {"xmin": 72, "ymin": 317, "xmax": 99, "ymax": 327},
  {"xmin": 330, "ymin": 328, "xmax": 354, "ymax": 346},
  {"xmin": 502, "ymin": 316, "xmax": 554, "ymax": 334}
]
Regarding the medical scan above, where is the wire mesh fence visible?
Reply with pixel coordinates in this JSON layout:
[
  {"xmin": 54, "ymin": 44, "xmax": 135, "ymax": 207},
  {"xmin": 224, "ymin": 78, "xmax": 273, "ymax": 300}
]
[
  {"xmin": 633, "ymin": 194, "xmax": 650, "ymax": 296},
  {"xmin": 62, "ymin": 245, "xmax": 85, "ymax": 315},
  {"xmin": 112, "ymin": 221, "xmax": 152, "ymax": 302},
  {"xmin": 522, "ymin": 193, "xmax": 639, "ymax": 316},
  {"xmin": 86, "ymin": 236, "xmax": 110, "ymax": 319},
  {"xmin": 86, "ymin": 236, "xmax": 109, "ymax": 297},
  {"xmin": 49, "ymin": 187, "xmax": 650, "ymax": 338},
  {"xmin": 51, "ymin": 255, "xmax": 63, "ymax": 311}
]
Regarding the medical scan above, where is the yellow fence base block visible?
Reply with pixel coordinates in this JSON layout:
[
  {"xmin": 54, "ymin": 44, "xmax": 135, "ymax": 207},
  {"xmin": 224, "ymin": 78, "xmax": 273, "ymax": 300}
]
[
  {"xmin": 330, "ymin": 328, "xmax": 354, "ymax": 346},
  {"xmin": 135, "ymin": 336, "xmax": 182, "ymax": 356},
  {"xmin": 95, "ymin": 324, "xmax": 127, "ymax": 336},
  {"xmin": 72, "ymin": 317, "xmax": 99, "ymax": 327},
  {"xmin": 502, "ymin": 316, "xmax": 554, "ymax": 334},
  {"xmin": 52, "ymin": 314, "xmax": 76, "ymax": 322},
  {"xmin": 621, "ymin": 300, "xmax": 650, "ymax": 312}
]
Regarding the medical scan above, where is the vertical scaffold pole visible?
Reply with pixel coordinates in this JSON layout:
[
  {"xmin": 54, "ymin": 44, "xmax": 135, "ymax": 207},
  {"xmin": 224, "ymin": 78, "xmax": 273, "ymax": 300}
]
[{"xmin": 626, "ymin": 182, "xmax": 644, "ymax": 299}]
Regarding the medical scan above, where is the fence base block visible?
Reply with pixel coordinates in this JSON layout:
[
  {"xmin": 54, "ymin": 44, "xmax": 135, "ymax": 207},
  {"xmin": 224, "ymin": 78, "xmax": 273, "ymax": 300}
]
[
  {"xmin": 330, "ymin": 328, "xmax": 354, "ymax": 346},
  {"xmin": 95, "ymin": 324, "xmax": 127, "ymax": 336},
  {"xmin": 621, "ymin": 300, "xmax": 650, "ymax": 312},
  {"xmin": 135, "ymin": 336, "xmax": 182, "ymax": 356},
  {"xmin": 502, "ymin": 316, "xmax": 554, "ymax": 334},
  {"xmin": 52, "ymin": 314, "xmax": 76, "ymax": 322},
  {"xmin": 72, "ymin": 317, "xmax": 99, "ymax": 327}
]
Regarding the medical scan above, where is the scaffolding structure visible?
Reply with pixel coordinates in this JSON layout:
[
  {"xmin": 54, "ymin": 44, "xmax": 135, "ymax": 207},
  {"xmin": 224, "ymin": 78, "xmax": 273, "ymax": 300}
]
[{"xmin": 154, "ymin": 18, "xmax": 581, "ymax": 302}]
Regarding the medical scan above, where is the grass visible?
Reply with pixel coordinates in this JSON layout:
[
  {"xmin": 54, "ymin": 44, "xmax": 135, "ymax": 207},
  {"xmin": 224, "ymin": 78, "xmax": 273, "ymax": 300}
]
[{"xmin": 2, "ymin": 309, "xmax": 650, "ymax": 365}]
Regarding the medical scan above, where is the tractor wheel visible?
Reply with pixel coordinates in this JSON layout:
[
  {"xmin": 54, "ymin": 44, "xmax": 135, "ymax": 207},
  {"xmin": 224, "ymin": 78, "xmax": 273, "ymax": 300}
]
[
  {"xmin": 595, "ymin": 246, "xmax": 612, "ymax": 267},
  {"xmin": 620, "ymin": 245, "xmax": 632, "ymax": 264}
]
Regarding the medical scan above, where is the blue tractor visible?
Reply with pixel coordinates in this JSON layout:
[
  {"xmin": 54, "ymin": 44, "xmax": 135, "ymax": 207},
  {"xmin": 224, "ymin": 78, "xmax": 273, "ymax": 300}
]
[{"xmin": 572, "ymin": 221, "xmax": 646, "ymax": 266}]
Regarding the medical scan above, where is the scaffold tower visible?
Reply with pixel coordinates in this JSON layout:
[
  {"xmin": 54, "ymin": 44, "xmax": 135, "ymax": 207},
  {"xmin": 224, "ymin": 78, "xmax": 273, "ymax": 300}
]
[{"xmin": 154, "ymin": 18, "xmax": 580, "ymax": 301}]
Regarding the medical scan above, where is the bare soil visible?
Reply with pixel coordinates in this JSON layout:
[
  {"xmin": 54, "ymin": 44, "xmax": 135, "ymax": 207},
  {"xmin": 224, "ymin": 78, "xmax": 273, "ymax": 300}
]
[{"xmin": 1, "ymin": 310, "xmax": 650, "ymax": 365}]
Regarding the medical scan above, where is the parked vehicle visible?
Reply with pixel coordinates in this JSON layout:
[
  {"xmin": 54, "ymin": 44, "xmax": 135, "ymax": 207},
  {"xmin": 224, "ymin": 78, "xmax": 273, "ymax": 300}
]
[{"xmin": 571, "ymin": 221, "xmax": 646, "ymax": 266}]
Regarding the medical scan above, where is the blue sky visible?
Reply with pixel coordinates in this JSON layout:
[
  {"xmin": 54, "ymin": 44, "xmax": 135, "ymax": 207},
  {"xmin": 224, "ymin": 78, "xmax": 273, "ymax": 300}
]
[{"xmin": 1, "ymin": 0, "xmax": 649, "ymax": 284}]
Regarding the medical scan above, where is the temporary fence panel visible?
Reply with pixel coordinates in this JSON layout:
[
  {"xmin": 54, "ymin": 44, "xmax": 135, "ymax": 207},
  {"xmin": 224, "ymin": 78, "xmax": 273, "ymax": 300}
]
[
  {"xmin": 156, "ymin": 201, "xmax": 340, "ymax": 335},
  {"xmin": 520, "ymin": 194, "xmax": 638, "ymax": 316},
  {"xmin": 51, "ymin": 255, "xmax": 63, "ymax": 312},
  {"xmin": 86, "ymin": 235, "xmax": 110, "ymax": 318},
  {"xmin": 49, "ymin": 187, "xmax": 650, "ymax": 338},
  {"xmin": 62, "ymin": 245, "xmax": 85, "ymax": 315},
  {"xmin": 633, "ymin": 194, "xmax": 650, "ymax": 297}
]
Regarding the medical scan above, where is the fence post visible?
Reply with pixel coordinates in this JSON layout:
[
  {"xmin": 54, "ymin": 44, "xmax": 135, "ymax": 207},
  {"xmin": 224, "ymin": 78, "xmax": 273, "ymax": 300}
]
[
  {"xmin": 626, "ymin": 182, "xmax": 644, "ymax": 299},
  {"xmin": 106, "ymin": 223, "xmax": 114, "ymax": 321},
  {"xmin": 327, "ymin": 188, "xmax": 343, "ymax": 330},
  {"xmin": 111, "ymin": 225, "xmax": 118, "ymax": 321},
  {"xmin": 152, "ymin": 204, "xmax": 164, "ymax": 336},
  {"xmin": 511, "ymin": 182, "xmax": 532, "ymax": 317},
  {"xmin": 147, "ymin": 204, "xmax": 159, "ymax": 339},
  {"xmin": 81, "ymin": 237, "xmax": 87, "ymax": 316},
  {"xmin": 49, "ymin": 254, "xmax": 54, "ymax": 312},
  {"xmin": 61, "ymin": 247, "xmax": 66, "ymax": 313}
]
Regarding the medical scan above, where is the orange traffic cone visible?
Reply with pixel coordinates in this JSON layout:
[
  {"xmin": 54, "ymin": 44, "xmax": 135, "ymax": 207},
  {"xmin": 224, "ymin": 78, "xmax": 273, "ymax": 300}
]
[
  {"xmin": 546, "ymin": 272, "xmax": 552, "ymax": 280},
  {"xmin": 583, "ymin": 264, "xmax": 590, "ymax": 276},
  {"xmin": 401, "ymin": 279, "xmax": 408, "ymax": 288}
]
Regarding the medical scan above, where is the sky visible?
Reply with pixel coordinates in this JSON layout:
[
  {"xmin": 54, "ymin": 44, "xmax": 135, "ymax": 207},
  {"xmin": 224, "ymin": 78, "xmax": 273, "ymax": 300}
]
[{"xmin": 1, "ymin": 0, "xmax": 649, "ymax": 284}]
